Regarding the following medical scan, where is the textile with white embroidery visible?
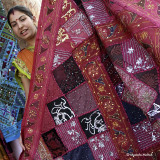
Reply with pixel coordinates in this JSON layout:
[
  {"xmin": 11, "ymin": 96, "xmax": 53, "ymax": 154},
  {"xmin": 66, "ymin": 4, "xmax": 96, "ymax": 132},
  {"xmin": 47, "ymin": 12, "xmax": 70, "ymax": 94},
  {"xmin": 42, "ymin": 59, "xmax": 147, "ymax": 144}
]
[{"xmin": 20, "ymin": 0, "xmax": 160, "ymax": 159}]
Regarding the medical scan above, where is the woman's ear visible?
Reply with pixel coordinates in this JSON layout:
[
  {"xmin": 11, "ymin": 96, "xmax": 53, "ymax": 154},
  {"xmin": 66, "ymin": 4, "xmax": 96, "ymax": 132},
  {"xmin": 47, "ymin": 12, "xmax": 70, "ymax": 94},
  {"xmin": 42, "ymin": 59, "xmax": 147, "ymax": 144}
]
[{"xmin": 32, "ymin": 16, "xmax": 37, "ymax": 23}]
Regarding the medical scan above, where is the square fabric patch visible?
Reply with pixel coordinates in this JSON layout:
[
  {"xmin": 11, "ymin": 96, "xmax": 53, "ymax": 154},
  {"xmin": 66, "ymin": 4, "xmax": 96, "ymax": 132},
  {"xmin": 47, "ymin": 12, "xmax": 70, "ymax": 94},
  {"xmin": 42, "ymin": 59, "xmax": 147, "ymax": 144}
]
[
  {"xmin": 132, "ymin": 120, "xmax": 160, "ymax": 150},
  {"xmin": 62, "ymin": 11, "xmax": 93, "ymax": 46},
  {"xmin": 122, "ymin": 101, "xmax": 146, "ymax": 125},
  {"xmin": 53, "ymin": 56, "xmax": 85, "ymax": 94},
  {"xmin": 56, "ymin": 118, "xmax": 87, "ymax": 151},
  {"xmin": 134, "ymin": 68, "xmax": 159, "ymax": 93},
  {"xmin": 66, "ymin": 83, "xmax": 97, "ymax": 116},
  {"xmin": 47, "ymin": 96, "xmax": 75, "ymax": 125},
  {"xmin": 63, "ymin": 143, "xmax": 95, "ymax": 160},
  {"xmin": 116, "ymin": 67, "xmax": 157, "ymax": 112},
  {"xmin": 83, "ymin": 0, "xmax": 110, "ymax": 26},
  {"xmin": 88, "ymin": 132, "xmax": 119, "ymax": 160},
  {"xmin": 121, "ymin": 38, "xmax": 155, "ymax": 74},
  {"xmin": 78, "ymin": 110, "xmax": 107, "ymax": 139},
  {"xmin": 52, "ymin": 49, "xmax": 72, "ymax": 70},
  {"xmin": 42, "ymin": 128, "xmax": 67, "ymax": 159}
]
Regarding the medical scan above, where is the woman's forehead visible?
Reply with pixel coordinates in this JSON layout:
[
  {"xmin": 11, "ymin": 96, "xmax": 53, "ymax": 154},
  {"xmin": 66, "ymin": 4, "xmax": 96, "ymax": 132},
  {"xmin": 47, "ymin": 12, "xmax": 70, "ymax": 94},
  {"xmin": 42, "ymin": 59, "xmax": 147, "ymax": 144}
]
[{"xmin": 9, "ymin": 10, "xmax": 26, "ymax": 22}]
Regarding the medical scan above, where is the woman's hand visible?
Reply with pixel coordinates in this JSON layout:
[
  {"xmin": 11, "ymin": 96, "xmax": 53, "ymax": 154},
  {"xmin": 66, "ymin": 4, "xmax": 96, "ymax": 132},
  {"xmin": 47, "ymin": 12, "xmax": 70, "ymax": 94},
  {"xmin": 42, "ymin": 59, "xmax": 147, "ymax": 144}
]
[{"xmin": 19, "ymin": 135, "xmax": 25, "ymax": 151}]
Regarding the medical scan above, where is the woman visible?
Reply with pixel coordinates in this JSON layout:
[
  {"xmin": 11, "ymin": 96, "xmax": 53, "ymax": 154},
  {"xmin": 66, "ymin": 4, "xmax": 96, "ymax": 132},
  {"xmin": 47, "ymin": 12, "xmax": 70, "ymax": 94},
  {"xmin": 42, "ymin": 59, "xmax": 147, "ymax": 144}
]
[{"xmin": 7, "ymin": 5, "xmax": 37, "ymax": 159}]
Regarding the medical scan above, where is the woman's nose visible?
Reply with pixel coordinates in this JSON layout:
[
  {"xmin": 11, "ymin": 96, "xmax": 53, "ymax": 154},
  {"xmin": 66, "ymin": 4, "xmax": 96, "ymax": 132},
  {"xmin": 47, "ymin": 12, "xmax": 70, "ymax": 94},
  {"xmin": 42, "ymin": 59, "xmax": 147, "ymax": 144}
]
[{"xmin": 17, "ymin": 22, "xmax": 23, "ymax": 29}]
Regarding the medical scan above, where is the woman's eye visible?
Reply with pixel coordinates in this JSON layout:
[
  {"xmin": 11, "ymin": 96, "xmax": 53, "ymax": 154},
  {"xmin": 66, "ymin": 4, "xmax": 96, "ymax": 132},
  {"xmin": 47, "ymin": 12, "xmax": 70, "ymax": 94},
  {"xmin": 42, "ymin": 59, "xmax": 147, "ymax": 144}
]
[
  {"xmin": 20, "ymin": 18, "xmax": 26, "ymax": 22},
  {"xmin": 11, "ymin": 23, "xmax": 16, "ymax": 27}
]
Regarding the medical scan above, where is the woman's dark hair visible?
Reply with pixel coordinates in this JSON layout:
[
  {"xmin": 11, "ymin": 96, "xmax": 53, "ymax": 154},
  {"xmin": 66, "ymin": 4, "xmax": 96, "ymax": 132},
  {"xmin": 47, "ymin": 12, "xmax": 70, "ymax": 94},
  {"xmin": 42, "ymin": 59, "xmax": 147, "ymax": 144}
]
[{"xmin": 7, "ymin": 5, "xmax": 33, "ymax": 27}]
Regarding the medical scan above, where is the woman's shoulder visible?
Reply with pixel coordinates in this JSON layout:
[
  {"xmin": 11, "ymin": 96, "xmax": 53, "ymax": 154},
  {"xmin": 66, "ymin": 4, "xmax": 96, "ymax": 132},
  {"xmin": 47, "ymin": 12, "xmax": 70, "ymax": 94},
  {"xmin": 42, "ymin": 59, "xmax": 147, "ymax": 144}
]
[
  {"xmin": 17, "ymin": 48, "xmax": 32, "ymax": 59},
  {"xmin": 14, "ymin": 48, "xmax": 34, "ymax": 74}
]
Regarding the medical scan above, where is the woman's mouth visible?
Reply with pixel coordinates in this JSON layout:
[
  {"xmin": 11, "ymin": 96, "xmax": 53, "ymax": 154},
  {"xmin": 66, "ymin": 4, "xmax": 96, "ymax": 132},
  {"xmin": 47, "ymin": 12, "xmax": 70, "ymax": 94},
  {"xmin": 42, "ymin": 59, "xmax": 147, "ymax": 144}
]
[{"xmin": 20, "ymin": 29, "xmax": 28, "ymax": 36}]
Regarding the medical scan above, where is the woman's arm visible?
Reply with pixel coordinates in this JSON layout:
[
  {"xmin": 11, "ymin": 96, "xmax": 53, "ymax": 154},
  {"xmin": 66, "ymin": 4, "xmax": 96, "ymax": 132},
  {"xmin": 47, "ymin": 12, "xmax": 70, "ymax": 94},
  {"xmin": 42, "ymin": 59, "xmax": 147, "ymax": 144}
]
[
  {"xmin": 21, "ymin": 76, "xmax": 30, "ymax": 101},
  {"xmin": 19, "ymin": 75, "xmax": 30, "ymax": 151}
]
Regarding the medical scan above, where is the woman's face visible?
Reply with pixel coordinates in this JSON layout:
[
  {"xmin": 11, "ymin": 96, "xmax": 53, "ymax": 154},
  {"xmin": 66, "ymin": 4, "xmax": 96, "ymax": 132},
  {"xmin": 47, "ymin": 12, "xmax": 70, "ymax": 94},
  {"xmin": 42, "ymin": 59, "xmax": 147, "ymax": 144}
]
[{"xmin": 9, "ymin": 10, "xmax": 37, "ymax": 43}]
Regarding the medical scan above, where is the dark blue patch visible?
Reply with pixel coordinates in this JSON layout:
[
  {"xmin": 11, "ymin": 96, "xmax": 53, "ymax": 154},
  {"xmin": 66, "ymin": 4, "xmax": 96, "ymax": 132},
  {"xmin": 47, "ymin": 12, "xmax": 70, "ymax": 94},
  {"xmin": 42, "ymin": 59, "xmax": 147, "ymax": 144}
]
[
  {"xmin": 122, "ymin": 100, "xmax": 146, "ymax": 124},
  {"xmin": 63, "ymin": 143, "xmax": 95, "ymax": 160}
]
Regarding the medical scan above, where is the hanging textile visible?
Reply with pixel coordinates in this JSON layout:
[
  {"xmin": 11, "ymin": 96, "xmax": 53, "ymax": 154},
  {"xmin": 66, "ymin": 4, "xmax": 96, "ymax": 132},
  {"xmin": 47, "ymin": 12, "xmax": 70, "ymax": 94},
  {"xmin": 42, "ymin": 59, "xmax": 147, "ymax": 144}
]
[
  {"xmin": 20, "ymin": 0, "xmax": 160, "ymax": 159},
  {"xmin": 0, "ymin": 0, "xmax": 25, "ymax": 144}
]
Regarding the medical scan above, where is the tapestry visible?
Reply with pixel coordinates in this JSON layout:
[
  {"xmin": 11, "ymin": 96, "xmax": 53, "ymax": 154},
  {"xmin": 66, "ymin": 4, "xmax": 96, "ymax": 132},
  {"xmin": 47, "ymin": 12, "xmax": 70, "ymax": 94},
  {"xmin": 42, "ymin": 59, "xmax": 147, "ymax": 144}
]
[
  {"xmin": 20, "ymin": 0, "xmax": 160, "ymax": 159},
  {"xmin": 0, "ymin": 0, "xmax": 25, "ymax": 144}
]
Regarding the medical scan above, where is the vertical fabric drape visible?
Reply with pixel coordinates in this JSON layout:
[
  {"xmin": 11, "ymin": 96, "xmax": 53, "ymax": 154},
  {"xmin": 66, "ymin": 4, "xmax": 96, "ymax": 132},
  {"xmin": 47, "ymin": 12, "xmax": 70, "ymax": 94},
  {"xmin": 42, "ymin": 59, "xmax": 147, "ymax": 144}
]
[{"xmin": 19, "ymin": 0, "xmax": 160, "ymax": 159}]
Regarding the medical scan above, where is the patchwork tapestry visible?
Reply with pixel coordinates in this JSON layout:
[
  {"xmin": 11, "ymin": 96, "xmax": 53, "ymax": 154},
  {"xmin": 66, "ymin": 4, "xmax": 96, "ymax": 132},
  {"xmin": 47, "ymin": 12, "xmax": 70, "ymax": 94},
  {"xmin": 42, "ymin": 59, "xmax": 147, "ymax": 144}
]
[{"xmin": 20, "ymin": 0, "xmax": 160, "ymax": 159}]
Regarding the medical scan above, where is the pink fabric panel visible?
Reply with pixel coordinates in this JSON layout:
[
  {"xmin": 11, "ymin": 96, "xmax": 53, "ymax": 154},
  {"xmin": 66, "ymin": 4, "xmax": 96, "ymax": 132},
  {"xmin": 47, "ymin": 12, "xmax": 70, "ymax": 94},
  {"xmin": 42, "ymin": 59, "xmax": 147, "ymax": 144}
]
[
  {"xmin": 116, "ymin": 67, "xmax": 157, "ymax": 112},
  {"xmin": 83, "ymin": 0, "xmax": 111, "ymax": 26},
  {"xmin": 132, "ymin": 120, "xmax": 160, "ymax": 150},
  {"xmin": 52, "ymin": 49, "xmax": 72, "ymax": 70},
  {"xmin": 56, "ymin": 118, "xmax": 87, "ymax": 151},
  {"xmin": 88, "ymin": 131, "xmax": 119, "ymax": 160},
  {"xmin": 66, "ymin": 83, "xmax": 97, "ymax": 116},
  {"xmin": 63, "ymin": 12, "xmax": 93, "ymax": 46},
  {"xmin": 122, "ymin": 38, "xmax": 155, "ymax": 74}
]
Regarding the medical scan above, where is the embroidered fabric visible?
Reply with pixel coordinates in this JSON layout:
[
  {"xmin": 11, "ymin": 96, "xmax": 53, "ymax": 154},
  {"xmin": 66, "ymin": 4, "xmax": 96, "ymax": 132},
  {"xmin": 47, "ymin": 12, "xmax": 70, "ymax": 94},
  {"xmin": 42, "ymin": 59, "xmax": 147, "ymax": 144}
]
[
  {"xmin": 0, "ymin": 0, "xmax": 25, "ymax": 144},
  {"xmin": 19, "ymin": 0, "xmax": 160, "ymax": 159},
  {"xmin": 0, "ymin": 0, "xmax": 26, "ymax": 159}
]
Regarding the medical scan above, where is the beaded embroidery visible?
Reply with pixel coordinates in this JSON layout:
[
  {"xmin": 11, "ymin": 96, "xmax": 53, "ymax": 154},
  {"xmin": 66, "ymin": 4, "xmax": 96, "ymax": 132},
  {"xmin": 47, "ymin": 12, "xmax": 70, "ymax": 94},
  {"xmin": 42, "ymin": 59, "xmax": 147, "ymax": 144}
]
[
  {"xmin": 0, "ymin": 2, "xmax": 25, "ymax": 143},
  {"xmin": 20, "ymin": 0, "xmax": 160, "ymax": 159}
]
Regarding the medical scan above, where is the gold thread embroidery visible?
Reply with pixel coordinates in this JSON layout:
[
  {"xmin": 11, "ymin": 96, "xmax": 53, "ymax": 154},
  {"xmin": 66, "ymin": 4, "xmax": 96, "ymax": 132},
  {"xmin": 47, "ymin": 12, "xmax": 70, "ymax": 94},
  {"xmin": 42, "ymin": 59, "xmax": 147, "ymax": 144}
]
[
  {"xmin": 27, "ymin": 128, "xmax": 33, "ymax": 134},
  {"xmin": 25, "ymin": 143, "xmax": 31, "ymax": 151},
  {"xmin": 34, "ymin": 94, "xmax": 39, "ymax": 99},
  {"xmin": 56, "ymin": 28, "xmax": 69, "ymax": 46},
  {"xmin": 29, "ymin": 110, "xmax": 37, "ymax": 119},
  {"xmin": 61, "ymin": 0, "xmax": 76, "ymax": 21},
  {"xmin": 49, "ymin": 0, "xmax": 56, "ymax": 5},
  {"xmin": 42, "ymin": 35, "xmax": 50, "ymax": 44},
  {"xmin": 41, "ymin": 56, "xmax": 46, "ymax": 62},
  {"xmin": 35, "ymin": 73, "xmax": 44, "ymax": 84}
]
